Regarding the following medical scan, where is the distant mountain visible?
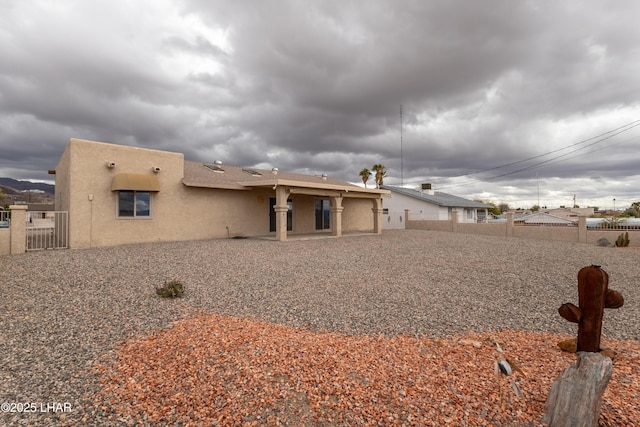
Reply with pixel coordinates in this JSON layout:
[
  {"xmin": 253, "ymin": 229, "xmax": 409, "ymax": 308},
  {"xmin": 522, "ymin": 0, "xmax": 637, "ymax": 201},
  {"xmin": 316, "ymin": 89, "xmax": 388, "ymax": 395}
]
[{"xmin": 0, "ymin": 178, "xmax": 55, "ymax": 203}]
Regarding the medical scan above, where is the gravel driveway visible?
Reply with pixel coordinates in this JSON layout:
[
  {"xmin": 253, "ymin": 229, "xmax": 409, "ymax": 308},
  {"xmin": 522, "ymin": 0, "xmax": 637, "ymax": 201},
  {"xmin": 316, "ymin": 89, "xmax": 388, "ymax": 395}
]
[{"xmin": 1, "ymin": 229, "xmax": 638, "ymax": 425}]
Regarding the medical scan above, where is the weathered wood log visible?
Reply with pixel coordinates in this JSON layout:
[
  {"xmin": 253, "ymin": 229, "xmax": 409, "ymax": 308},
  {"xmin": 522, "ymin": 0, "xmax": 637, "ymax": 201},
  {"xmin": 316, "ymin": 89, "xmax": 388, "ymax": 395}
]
[{"xmin": 542, "ymin": 352, "xmax": 613, "ymax": 427}]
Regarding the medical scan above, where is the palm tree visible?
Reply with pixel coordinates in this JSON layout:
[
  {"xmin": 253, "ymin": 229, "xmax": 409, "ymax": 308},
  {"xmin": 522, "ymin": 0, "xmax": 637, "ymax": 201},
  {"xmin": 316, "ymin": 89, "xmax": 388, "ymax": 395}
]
[
  {"xmin": 372, "ymin": 163, "xmax": 387, "ymax": 189},
  {"xmin": 359, "ymin": 168, "xmax": 371, "ymax": 188}
]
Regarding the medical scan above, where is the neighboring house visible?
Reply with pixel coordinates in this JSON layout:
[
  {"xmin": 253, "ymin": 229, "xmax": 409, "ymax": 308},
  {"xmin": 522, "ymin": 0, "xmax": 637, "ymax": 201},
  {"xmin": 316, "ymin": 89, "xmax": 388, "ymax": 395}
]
[
  {"xmin": 488, "ymin": 212, "xmax": 578, "ymax": 226},
  {"xmin": 26, "ymin": 203, "xmax": 55, "ymax": 227},
  {"xmin": 52, "ymin": 138, "xmax": 389, "ymax": 248},
  {"xmin": 26, "ymin": 203, "xmax": 55, "ymax": 211},
  {"xmin": 514, "ymin": 212, "xmax": 577, "ymax": 226},
  {"xmin": 380, "ymin": 184, "xmax": 491, "ymax": 229},
  {"xmin": 542, "ymin": 207, "xmax": 595, "ymax": 219}
]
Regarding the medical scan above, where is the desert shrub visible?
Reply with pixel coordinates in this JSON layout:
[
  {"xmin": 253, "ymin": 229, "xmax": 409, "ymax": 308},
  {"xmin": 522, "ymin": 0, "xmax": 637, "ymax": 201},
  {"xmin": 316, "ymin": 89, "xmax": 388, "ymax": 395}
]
[
  {"xmin": 615, "ymin": 232, "xmax": 630, "ymax": 247},
  {"xmin": 156, "ymin": 279, "xmax": 185, "ymax": 298}
]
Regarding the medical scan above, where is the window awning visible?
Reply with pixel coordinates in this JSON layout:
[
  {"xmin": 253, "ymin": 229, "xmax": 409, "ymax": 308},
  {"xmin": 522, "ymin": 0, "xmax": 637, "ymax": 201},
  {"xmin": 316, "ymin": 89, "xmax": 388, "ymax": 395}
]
[{"xmin": 111, "ymin": 173, "xmax": 160, "ymax": 192}]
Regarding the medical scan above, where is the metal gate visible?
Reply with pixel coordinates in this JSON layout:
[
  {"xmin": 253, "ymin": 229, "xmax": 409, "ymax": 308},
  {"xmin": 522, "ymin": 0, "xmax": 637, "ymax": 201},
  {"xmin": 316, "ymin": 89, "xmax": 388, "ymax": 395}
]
[{"xmin": 26, "ymin": 211, "xmax": 69, "ymax": 251}]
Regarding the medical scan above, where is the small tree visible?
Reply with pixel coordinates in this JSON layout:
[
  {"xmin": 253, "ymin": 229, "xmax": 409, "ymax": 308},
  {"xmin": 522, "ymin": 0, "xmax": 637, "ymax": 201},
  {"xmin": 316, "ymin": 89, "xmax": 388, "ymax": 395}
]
[
  {"xmin": 476, "ymin": 200, "xmax": 501, "ymax": 216},
  {"xmin": 372, "ymin": 163, "xmax": 387, "ymax": 189},
  {"xmin": 359, "ymin": 168, "xmax": 371, "ymax": 188},
  {"xmin": 498, "ymin": 203, "xmax": 510, "ymax": 214},
  {"xmin": 624, "ymin": 201, "xmax": 640, "ymax": 218}
]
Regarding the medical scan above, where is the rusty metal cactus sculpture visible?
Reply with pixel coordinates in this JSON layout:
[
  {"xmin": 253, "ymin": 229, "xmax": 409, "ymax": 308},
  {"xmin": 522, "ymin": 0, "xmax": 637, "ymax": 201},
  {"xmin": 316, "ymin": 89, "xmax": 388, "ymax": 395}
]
[{"xmin": 558, "ymin": 265, "xmax": 624, "ymax": 352}]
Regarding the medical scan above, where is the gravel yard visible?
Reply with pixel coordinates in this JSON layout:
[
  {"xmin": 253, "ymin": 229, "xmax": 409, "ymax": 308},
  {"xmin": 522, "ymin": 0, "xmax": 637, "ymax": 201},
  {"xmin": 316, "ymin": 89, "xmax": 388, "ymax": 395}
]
[{"xmin": 1, "ymin": 229, "xmax": 638, "ymax": 426}]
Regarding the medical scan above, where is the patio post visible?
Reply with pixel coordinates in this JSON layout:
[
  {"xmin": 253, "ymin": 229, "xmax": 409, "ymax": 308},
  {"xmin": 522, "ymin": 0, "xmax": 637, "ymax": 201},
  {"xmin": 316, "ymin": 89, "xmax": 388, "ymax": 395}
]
[
  {"xmin": 330, "ymin": 196, "xmax": 343, "ymax": 237},
  {"xmin": 274, "ymin": 185, "xmax": 288, "ymax": 241},
  {"xmin": 372, "ymin": 198, "xmax": 383, "ymax": 234}
]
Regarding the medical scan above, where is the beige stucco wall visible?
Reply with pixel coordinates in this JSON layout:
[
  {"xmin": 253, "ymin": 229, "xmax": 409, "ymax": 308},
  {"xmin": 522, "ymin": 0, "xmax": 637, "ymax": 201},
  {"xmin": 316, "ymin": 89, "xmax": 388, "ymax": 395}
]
[
  {"xmin": 0, "ymin": 228, "xmax": 9, "ymax": 255},
  {"xmin": 57, "ymin": 139, "xmax": 290, "ymax": 247},
  {"xmin": 290, "ymin": 195, "xmax": 316, "ymax": 233},
  {"xmin": 54, "ymin": 139, "xmax": 382, "ymax": 248},
  {"xmin": 457, "ymin": 222, "xmax": 507, "ymax": 237},
  {"xmin": 407, "ymin": 215, "xmax": 640, "ymax": 247},
  {"xmin": 56, "ymin": 139, "xmax": 188, "ymax": 248},
  {"xmin": 342, "ymin": 198, "xmax": 375, "ymax": 232},
  {"xmin": 177, "ymin": 186, "xmax": 276, "ymax": 239},
  {"xmin": 513, "ymin": 226, "xmax": 579, "ymax": 242},
  {"xmin": 406, "ymin": 218, "xmax": 454, "ymax": 232},
  {"xmin": 457, "ymin": 223, "xmax": 580, "ymax": 241},
  {"xmin": 0, "ymin": 206, "xmax": 29, "ymax": 255},
  {"xmin": 277, "ymin": 195, "xmax": 377, "ymax": 235},
  {"xmin": 586, "ymin": 230, "xmax": 639, "ymax": 246}
]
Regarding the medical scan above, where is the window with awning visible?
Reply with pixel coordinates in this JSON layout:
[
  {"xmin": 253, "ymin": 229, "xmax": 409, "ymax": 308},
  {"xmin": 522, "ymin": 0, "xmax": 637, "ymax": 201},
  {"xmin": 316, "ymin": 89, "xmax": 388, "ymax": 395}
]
[{"xmin": 111, "ymin": 174, "xmax": 158, "ymax": 218}]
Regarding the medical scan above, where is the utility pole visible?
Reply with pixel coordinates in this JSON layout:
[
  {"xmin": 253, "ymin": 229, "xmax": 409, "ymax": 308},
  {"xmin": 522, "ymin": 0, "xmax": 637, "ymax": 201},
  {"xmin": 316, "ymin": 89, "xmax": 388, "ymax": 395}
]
[
  {"xmin": 537, "ymin": 173, "xmax": 540, "ymax": 208},
  {"xmin": 400, "ymin": 104, "xmax": 404, "ymax": 186}
]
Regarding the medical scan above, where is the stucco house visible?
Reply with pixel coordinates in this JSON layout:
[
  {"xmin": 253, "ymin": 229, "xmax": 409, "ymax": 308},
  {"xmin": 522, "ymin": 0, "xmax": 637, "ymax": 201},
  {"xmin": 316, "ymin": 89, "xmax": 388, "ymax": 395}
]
[
  {"xmin": 542, "ymin": 207, "xmax": 595, "ymax": 219},
  {"xmin": 380, "ymin": 184, "xmax": 491, "ymax": 229},
  {"xmin": 52, "ymin": 138, "xmax": 389, "ymax": 248},
  {"xmin": 496, "ymin": 211, "xmax": 578, "ymax": 226}
]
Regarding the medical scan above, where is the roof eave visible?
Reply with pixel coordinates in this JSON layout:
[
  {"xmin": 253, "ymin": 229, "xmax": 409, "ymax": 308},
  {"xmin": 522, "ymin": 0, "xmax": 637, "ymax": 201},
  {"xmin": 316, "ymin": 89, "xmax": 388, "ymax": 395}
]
[
  {"xmin": 239, "ymin": 179, "xmax": 390, "ymax": 195},
  {"xmin": 182, "ymin": 180, "xmax": 249, "ymax": 190}
]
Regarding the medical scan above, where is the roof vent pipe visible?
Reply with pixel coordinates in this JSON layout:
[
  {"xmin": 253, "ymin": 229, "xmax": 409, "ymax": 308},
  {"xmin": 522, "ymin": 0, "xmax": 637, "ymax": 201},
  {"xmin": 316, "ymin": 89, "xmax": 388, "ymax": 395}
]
[
  {"xmin": 321, "ymin": 173, "xmax": 328, "ymax": 181},
  {"xmin": 271, "ymin": 167, "xmax": 279, "ymax": 175}
]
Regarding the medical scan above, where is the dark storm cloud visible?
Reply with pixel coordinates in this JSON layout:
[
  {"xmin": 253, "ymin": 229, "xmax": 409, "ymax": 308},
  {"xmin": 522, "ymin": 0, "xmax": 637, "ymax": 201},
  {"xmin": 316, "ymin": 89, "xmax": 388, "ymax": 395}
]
[{"xmin": 1, "ymin": 0, "xmax": 639, "ymax": 208}]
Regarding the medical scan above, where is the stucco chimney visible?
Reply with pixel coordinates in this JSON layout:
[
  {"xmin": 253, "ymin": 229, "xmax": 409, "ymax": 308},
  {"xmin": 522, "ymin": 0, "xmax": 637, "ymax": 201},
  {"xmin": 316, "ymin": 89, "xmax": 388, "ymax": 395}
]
[{"xmin": 421, "ymin": 183, "xmax": 435, "ymax": 195}]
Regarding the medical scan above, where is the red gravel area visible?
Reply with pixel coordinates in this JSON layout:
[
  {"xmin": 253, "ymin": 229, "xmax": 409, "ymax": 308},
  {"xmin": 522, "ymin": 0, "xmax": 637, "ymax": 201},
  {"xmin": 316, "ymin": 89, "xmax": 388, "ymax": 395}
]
[{"xmin": 93, "ymin": 314, "xmax": 640, "ymax": 426}]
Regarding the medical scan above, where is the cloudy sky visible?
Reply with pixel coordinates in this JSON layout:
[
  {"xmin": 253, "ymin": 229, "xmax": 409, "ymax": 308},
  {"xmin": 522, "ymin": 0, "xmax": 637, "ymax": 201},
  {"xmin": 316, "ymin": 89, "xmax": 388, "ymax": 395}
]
[{"xmin": 2, "ymin": 0, "xmax": 639, "ymax": 210}]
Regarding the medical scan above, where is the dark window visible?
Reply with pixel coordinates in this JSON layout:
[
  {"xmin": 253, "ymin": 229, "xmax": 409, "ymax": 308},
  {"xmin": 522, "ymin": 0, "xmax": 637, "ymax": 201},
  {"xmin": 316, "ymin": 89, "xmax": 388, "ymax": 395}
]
[
  {"xmin": 118, "ymin": 191, "xmax": 151, "ymax": 218},
  {"xmin": 315, "ymin": 199, "xmax": 330, "ymax": 230},
  {"xmin": 269, "ymin": 198, "xmax": 292, "ymax": 232}
]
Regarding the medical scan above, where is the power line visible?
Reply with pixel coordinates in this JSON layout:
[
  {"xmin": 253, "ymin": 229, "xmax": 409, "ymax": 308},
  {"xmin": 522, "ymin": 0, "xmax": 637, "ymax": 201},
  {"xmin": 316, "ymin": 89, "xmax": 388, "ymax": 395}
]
[
  {"xmin": 434, "ymin": 120, "xmax": 640, "ymax": 191},
  {"xmin": 481, "ymin": 124, "xmax": 639, "ymax": 180},
  {"xmin": 453, "ymin": 119, "xmax": 640, "ymax": 179},
  {"xmin": 517, "ymin": 134, "xmax": 640, "ymax": 172},
  {"xmin": 394, "ymin": 120, "xmax": 640, "ymax": 189}
]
